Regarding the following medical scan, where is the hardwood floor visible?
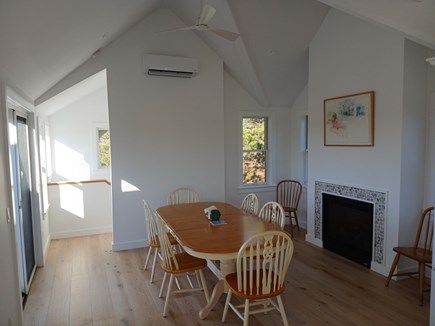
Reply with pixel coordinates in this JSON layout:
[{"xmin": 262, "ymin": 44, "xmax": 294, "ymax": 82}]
[{"xmin": 23, "ymin": 229, "xmax": 429, "ymax": 325}]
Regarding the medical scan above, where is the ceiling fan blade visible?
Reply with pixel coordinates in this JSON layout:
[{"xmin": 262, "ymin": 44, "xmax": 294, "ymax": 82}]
[
  {"xmin": 174, "ymin": 26, "xmax": 200, "ymax": 31},
  {"xmin": 210, "ymin": 28, "xmax": 240, "ymax": 42},
  {"xmin": 198, "ymin": 4, "xmax": 216, "ymax": 25},
  {"xmin": 157, "ymin": 25, "xmax": 199, "ymax": 34}
]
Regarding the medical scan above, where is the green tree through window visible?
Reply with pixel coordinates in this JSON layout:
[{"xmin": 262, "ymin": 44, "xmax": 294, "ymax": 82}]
[
  {"xmin": 98, "ymin": 129, "xmax": 111, "ymax": 168},
  {"xmin": 242, "ymin": 117, "xmax": 267, "ymax": 184}
]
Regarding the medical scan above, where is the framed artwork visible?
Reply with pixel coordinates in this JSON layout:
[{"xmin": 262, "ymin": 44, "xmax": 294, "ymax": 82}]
[{"xmin": 324, "ymin": 91, "xmax": 374, "ymax": 146}]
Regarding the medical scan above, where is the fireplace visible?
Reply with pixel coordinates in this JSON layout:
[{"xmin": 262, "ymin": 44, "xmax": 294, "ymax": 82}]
[
  {"xmin": 313, "ymin": 181, "xmax": 387, "ymax": 271},
  {"xmin": 322, "ymin": 193, "xmax": 374, "ymax": 267}
]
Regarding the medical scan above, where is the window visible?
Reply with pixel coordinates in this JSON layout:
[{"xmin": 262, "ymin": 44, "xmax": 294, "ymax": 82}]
[
  {"xmin": 97, "ymin": 128, "xmax": 111, "ymax": 168},
  {"xmin": 91, "ymin": 123, "xmax": 111, "ymax": 172},
  {"xmin": 242, "ymin": 116, "xmax": 268, "ymax": 184}
]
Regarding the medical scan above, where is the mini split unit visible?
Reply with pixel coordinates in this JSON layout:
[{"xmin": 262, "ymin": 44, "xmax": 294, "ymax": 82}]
[{"xmin": 143, "ymin": 54, "xmax": 199, "ymax": 78}]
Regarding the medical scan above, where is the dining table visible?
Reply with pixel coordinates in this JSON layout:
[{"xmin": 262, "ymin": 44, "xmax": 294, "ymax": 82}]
[{"xmin": 156, "ymin": 201, "xmax": 283, "ymax": 319}]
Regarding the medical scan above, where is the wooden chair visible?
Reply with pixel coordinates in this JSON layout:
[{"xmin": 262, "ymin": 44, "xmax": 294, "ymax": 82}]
[
  {"xmin": 155, "ymin": 212, "xmax": 210, "ymax": 317},
  {"xmin": 241, "ymin": 193, "xmax": 259, "ymax": 215},
  {"xmin": 385, "ymin": 206, "xmax": 435, "ymax": 306},
  {"xmin": 167, "ymin": 187, "xmax": 199, "ymax": 205},
  {"xmin": 222, "ymin": 230, "xmax": 294, "ymax": 326},
  {"xmin": 276, "ymin": 180, "xmax": 303, "ymax": 237},
  {"xmin": 142, "ymin": 200, "xmax": 178, "ymax": 283},
  {"xmin": 258, "ymin": 201, "xmax": 285, "ymax": 230}
]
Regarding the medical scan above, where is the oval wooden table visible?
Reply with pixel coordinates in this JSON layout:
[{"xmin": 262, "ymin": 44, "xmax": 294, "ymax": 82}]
[{"xmin": 156, "ymin": 201, "xmax": 282, "ymax": 319}]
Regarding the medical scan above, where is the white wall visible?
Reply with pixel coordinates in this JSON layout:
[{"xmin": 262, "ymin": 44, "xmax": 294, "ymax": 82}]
[
  {"xmin": 48, "ymin": 182, "xmax": 112, "ymax": 238},
  {"xmin": 37, "ymin": 9, "xmax": 226, "ymax": 251},
  {"xmin": 49, "ymin": 86, "xmax": 110, "ymax": 181},
  {"xmin": 36, "ymin": 116, "xmax": 52, "ymax": 258},
  {"xmin": 289, "ymin": 86, "xmax": 308, "ymax": 228},
  {"xmin": 0, "ymin": 82, "xmax": 25, "ymax": 325},
  {"xmin": 424, "ymin": 60, "xmax": 435, "ymax": 207},
  {"xmin": 307, "ymin": 9, "xmax": 407, "ymax": 276},
  {"xmin": 44, "ymin": 83, "xmax": 112, "ymax": 238},
  {"xmin": 399, "ymin": 40, "xmax": 433, "ymax": 245},
  {"xmin": 223, "ymin": 71, "xmax": 294, "ymax": 209}
]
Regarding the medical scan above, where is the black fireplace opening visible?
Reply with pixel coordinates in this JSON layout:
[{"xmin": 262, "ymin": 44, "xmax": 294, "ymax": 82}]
[{"xmin": 322, "ymin": 193, "xmax": 374, "ymax": 268}]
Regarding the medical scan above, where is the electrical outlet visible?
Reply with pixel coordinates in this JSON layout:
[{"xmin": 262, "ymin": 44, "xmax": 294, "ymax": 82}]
[{"xmin": 6, "ymin": 207, "xmax": 11, "ymax": 224}]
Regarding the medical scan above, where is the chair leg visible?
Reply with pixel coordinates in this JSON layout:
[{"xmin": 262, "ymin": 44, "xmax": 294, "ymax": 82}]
[
  {"xmin": 385, "ymin": 253, "xmax": 400, "ymax": 287},
  {"xmin": 186, "ymin": 273, "xmax": 195, "ymax": 288},
  {"xmin": 195, "ymin": 271, "xmax": 201, "ymax": 288},
  {"xmin": 277, "ymin": 295, "xmax": 289, "ymax": 326},
  {"xmin": 150, "ymin": 247, "xmax": 159, "ymax": 283},
  {"xmin": 159, "ymin": 272, "xmax": 168, "ymax": 298},
  {"xmin": 293, "ymin": 211, "xmax": 300, "ymax": 231},
  {"xmin": 163, "ymin": 274, "xmax": 174, "ymax": 317},
  {"xmin": 243, "ymin": 299, "xmax": 250, "ymax": 326},
  {"xmin": 144, "ymin": 245, "xmax": 152, "ymax": 270},
  {"xmin": 175, "ymin": 276, "xmax": 181, "ymax": 290},
  {"xmin": 287, "ymin": 212, "xmax": 294, "ymax": 238},
  {"xmin": 222, "ymin": 290, "xmax": 232, "ymax": 323},
  {"xmin": 198, "ymin": 269, "xmax": 210, "ymax": 302},
  {"xmin": 419, "ymin": 262, "xmax": 425, "ymax": 306}
]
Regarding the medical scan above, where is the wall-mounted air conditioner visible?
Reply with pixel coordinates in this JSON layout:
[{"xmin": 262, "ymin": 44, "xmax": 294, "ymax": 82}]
[{"xmin": 143, "ymin": 54, "xmax": 199, "ymax": 78}]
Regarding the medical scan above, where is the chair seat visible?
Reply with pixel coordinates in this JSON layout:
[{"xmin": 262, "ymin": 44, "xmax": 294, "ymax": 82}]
[
  {"xmin": 148, "ymin": 232, "xmax": 178, "ymax": 247},
  {"xmin": 393, "ymin": 247, "xmax": 432, "ymax": 263},
  {"xmin": 225, "ymin": 271, "xmax": 285, "ymax": 300},
  {"xmin": 283, "ymin": 206, "xmax": 296, "ymax": 213},
  {"xmin": 162, "ymin": 252, "xmax": 207, "ymax": 274}
]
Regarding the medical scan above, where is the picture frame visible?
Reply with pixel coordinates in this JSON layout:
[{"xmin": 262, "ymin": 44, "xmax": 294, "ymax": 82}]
[{"xmin": 324, "ymin": 91, "xmax": 375, "ymax": 146}]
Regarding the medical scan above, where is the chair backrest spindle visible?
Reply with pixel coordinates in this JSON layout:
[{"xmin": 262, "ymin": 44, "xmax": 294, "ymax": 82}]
[
  {"xmin": 258, "ymin": 201, "xmax": 285, "ymax": 229},
  {"xmin": 167, "ymin": 187, "xmax": 199, "ymax": 205},
  {"xmin": 143, "ymin": 200, "xmax": 159, "ymax": 245},
  {"xmin": 236, "ymin": 231, "xmax": 293, "ymax": 296},
  {"xmin": 241, "ymin": 193, "xmax": 259, "ymax": 215},
  {"xmin": 276, "ymin": 179, "xmax": 302, "ymax": 211},
  {"xmin": 155, "ymin": 212, "xmax": 179, "ymax": 270}
]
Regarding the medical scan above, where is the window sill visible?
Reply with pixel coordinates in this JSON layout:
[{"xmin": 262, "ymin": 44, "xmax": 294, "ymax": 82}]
[{"xmin": 238, "ymin": 184, "xmax": 276, "ymax": 193}]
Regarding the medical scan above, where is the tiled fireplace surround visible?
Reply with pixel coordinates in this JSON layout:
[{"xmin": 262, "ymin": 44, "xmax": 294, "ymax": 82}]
[{"xmin": 313, "ymin": 181, "xmax": 387, "ymax": 272}]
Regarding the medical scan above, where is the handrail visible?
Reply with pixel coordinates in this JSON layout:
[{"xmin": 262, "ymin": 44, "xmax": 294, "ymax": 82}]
[{"xmin": 48, "ymin": 179, "xmax": 111, "ymax": 186}]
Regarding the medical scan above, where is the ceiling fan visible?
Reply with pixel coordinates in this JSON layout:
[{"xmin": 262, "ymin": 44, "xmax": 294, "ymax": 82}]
[{"xmin": 160, "ymin": 3, "xmax": 240, "ymax": 42}]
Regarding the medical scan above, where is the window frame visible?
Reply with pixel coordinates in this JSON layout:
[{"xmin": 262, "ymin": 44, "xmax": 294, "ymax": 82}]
[
  {"xmin": 238, "ymin": 111, "xmax": 276, "ymax": 190},
  {"xmin": 90, "ymin": 122, "xmax": 111, "ymax": 173}
]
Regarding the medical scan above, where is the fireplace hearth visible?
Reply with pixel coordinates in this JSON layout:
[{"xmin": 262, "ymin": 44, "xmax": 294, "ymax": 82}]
[{"xmin": 322, "ymin": 193, "xmax": 374, "ymax": 267}]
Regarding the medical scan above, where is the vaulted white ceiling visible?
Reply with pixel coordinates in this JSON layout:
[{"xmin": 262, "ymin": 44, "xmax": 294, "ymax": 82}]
[{"xmin": 1, "ymin": 0, "xmax": 434, "ymax": 108}]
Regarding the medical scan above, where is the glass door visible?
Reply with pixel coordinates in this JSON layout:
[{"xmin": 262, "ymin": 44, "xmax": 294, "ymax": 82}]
[{"xmin": 9, "ymin": 109, "xmax": 36, "ymax": 295}]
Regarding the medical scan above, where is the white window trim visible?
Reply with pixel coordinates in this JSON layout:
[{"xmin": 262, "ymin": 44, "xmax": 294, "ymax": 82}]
[
  {"xmin": 238, "ymin": 111, "xmax": 276, "ymax": 189},
  {"xmin": 90, "ymin": 122, "xmax": 110, "ymax": 173}
]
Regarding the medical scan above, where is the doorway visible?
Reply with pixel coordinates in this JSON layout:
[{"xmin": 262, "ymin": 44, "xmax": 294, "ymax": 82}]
[{"xmin": 8, "ymin": 108, "xmax": 36, "ymax": 297}]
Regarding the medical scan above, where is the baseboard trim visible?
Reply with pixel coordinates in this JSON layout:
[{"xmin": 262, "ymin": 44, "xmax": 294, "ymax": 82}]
[
  {"xmin": 50, "ymin": 226, "xmax": 112, "ymax": 239},
  {"xmin": 305, "ymin": 233, "xmax": 323, "ymax": 247},
  {"xmin": 112, "ymin": 239, "xmax": 146, "ymax": 251},
  {"xmin": 42, "ymin": 235, "xmax": 51, "ymax": 266},
  {"xmin": 371, "ymin": 261, "xmax": 388, "ymax": 276}
]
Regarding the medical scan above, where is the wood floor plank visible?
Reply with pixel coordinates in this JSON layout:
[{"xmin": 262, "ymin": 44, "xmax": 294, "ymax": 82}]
[
  {"xmin": 89, "ymin": 266, "xmax": 115, "ymax": 322},
  {"xmin": 69, "ymin": 273, "xmax": 92, "ymax": 325},
  {"xmin": 23, "ymin": 231, "xmax": 430, "ymax": 326},
  {"xmin": 22, "ymin": 239, "xmax": 61, "ymax": 326},
  {"xmin": 45, "ymin": 238, "xmax": 74, "ymax": 326}
]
